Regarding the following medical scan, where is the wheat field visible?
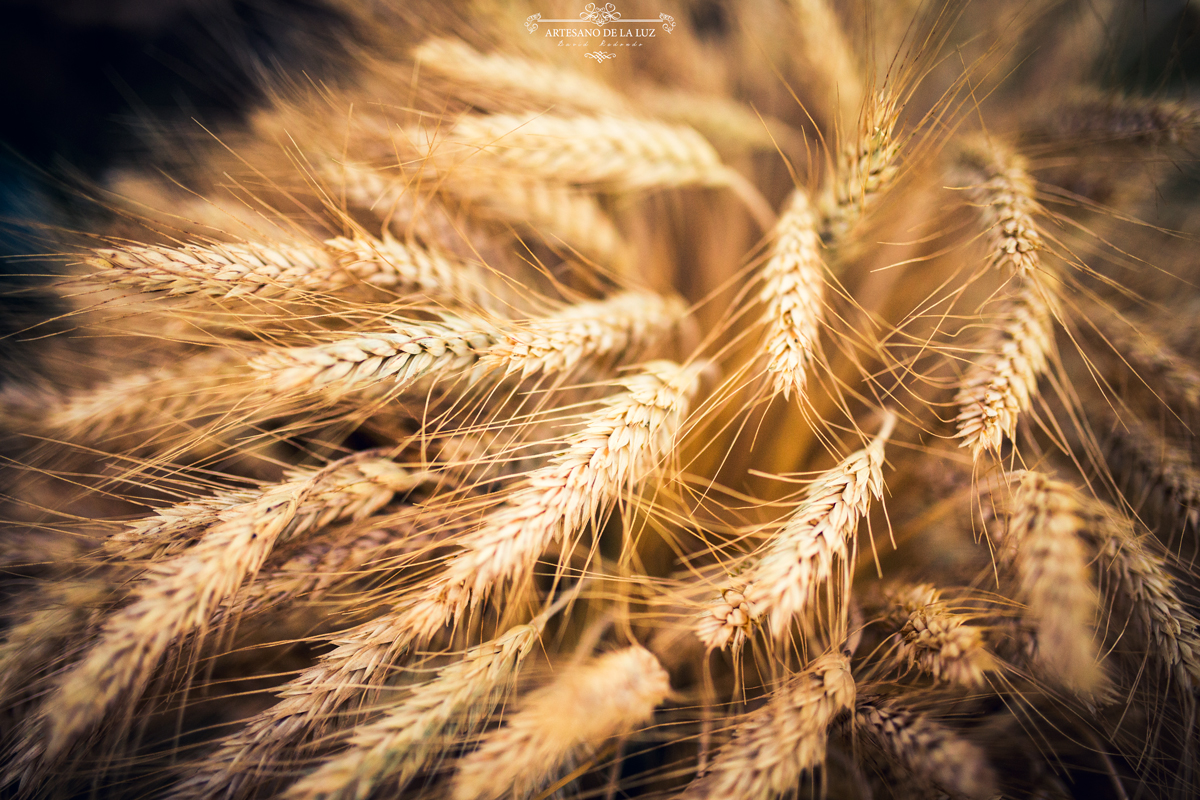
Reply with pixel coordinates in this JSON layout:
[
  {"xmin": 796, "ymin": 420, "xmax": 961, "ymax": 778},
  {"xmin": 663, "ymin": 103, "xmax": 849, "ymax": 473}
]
[{"xmin": 3, "ymin": 1, "xmax": 1200, "ymax": 798}]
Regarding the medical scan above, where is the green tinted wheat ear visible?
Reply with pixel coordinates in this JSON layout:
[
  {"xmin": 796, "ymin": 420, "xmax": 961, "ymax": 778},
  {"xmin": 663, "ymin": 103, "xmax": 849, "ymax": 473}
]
[
  {"xmin": 451, "ymin": 646, "xmax": 670, "ymax": 800},
  {"xmin": 721, "ymin": 413, "xmax": 893, "ymax": 643},
  {"xmin": 681, "ymin": 651, "xmax": 855, "ymax": 800},
  {"xmin": 819, "ymin": 91, "xmax": 901, "ymax": 243},
  {"xmin": 174, "ymin": 361, "xmax": 703, "ymax": 799},
  {"xmin": 1001, "ymin": 472, "xmax": 1105, "ymax": 696},
  {"xmin": 855, "ymin": 701, "xmax": 997, "ymax": 799},
  {"xmin": 36, "ymin": 455, "xmax": 429, "ymax": 760},
  {"xmin": 285, "ymin": 624, "xmax": 540, "ymax": 800},
  {"xmin": 760, "ymin": 188, "xmax": 826, "ymax": 399}
]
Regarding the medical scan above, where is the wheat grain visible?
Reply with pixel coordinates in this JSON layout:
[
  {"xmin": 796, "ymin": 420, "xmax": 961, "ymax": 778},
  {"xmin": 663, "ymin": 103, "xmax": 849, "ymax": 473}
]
[
  {"xmin": 451, "ymin": 646, "xmax": 670, "ymax": 800},
  {"xmin": 681, "ymin": 651, "xmax": 855, "ymax": 800},
  {"xmin": 285, "ymin": 623, "xmax": 539, "ymax": 800},
  {"xmin": 760, "ymin": 188, "xmax": 825, "ymax": 399}
]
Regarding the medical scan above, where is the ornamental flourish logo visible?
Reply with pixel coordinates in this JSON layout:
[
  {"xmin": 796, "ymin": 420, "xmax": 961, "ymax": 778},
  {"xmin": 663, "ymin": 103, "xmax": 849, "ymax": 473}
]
[{"xmin": 525, "ymin": 3, "xmax": 676, "ymax": 62}]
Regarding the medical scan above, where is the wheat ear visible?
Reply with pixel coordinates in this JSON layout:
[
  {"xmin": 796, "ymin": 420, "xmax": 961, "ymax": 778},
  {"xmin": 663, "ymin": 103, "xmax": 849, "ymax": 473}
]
[
  {"xmin": 1083, "ymin": 509, "xmax": 1200, "ymax": 690},
  {"xmin": 789, "ymin": 0, "xmax": 863, "ymax": 127},
  {"xmin": 254, "ymin": 291, "xmax": 684, "ymax": 394},
  {"xmin": 285, "ymin": 623, "xmax": 540, "ymax": 800},
  {"xmin": 883, "ymin": 584, "xmax": 995, "ymax": 688},
  {"xmin": 435, "ymin": 113, "xmax": 735, "ymax": 191},
  {"xmin": 819, "ymin": 90, "xmax": 901, "ymax": 243},
  {"xmin": 451, "ymin": 646, "xmax": 670, "ymax": 800},
  {"xmin": 1001, "ymin": 472, "xmax": 1105, "ymax": 695},
  {"xmin": 414, "ymin": 37, "xmax": 629, "ymax": 114},
  {"xmin": 954, "ymin": 281, "xmax": 1056, "ymax": 458},
  {"xmin": 760, "ymin": 187, "xmax": 825, "ymax": 399},
  {"xmin": 855, "ymin": 700, "xmax": 997, "ymax": 799},
  {"xmin": 36, "ymin": 455, "xmax": 428, "ymax": 760},
  {"xmin": 953, "ymin": 138, "xmax": 1058, "ymax": 458},
  {"xmin": 1049, "ymin": 91, "xmax": 1197, "ymax": 145},
  {"xmin": 1105, "ymin": 414, "xmax": 1200, "ymax": 528},
  {"xmin": 39, "ymin": 349, "xmax": 247, "ymax": 449},
  {"xmin": 84, "ymin": 239, "xmax": 357, "ymax": 301},
  {"xmin": 728, "ymin": 413, "xmax": 894, "ymax": 642},
  {"xmin": 173, "ymin": 361, "xmax": 703, "ymax": 799},
  {"xmin": 681, "ymin": 651, "xmax": 855, "ymax": 800}
]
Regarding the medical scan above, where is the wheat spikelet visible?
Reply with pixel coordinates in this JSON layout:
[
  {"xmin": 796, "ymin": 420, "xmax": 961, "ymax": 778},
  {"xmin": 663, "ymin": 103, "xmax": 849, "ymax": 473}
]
[
  {"xmin": 34, "ymin": 454, "xmax": 429, "ymax": 760},
  {"xmin": 760, "ymin": 187, "xmax": 825, "ymax": 399},
  {"xmin": 173, "ymin": 360, "xmax": 703, "ymax": 798},
  {"xmin": 285, "ymin": 623, "xmax": 539, "ymax": 800},
  {"xmin": 450, "ymin": 646, "xmax": 670, "ymax": 800},
  {"xmin": 1001, "ymin": 472, "xmax": 1105, "ymax": 695},
  {"xmin": 728, "ymin": 413, "xmax": 894, "ymax": 642},
  {"xmin": 680, "ymin": 651, "xmax": 854, "ymax": 800},
  {"xmin": 696, "ymin": 586, "xmax": 758, "ymax": 652},
  {"xmin": 414, "ymin": 37, "xmax": 629, "ymax": 114},
  {"xmin": 819, "ymin": 91, "xmax": 901, "ymax": 243},
  {"xmin": 884, "ymin": 584, "xmax": 995, "ymax": 688},
  {"xmin": 855, "ymin": 700, "xmax": 997, "ymax": 799}
]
